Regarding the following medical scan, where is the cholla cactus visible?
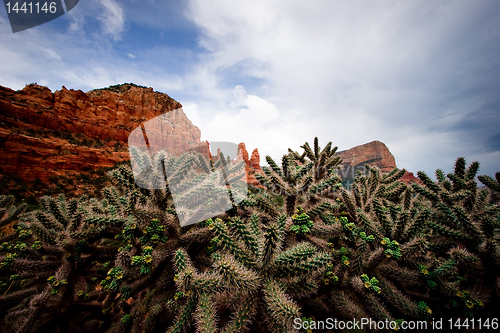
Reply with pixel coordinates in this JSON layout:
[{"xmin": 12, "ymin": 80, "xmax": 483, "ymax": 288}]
[
  {"xmin": 304, "ymin": 164, "xmax": 436, "ymax": 322},
  {"xmin": 159, "ymin": 214, "xmax": 330, "ymax": 333},
  {"xmin": 311, "ymin": 158, "xmax": 498, "ymax": 321},
  {"xmin": 127, "ymin": 146, "xmax": 247, "ymax": 226},
  {"xmin": 1, "ymin": 137, "xmax": 499, "ymax": 332},
  {"xmin": 478, "ymin": 171, "xmax": 500, "ymax": 203},
  {"xmin": 0, "ymin": 193, "xmax": 131, "ymax": 332},
  {"xmin": 288, "ymin": 137, "xmax": 342, "ymax": 181},
  {"xmin": 290, "ymin": 212, "xmax": 314, "ymax": 235},
  {"xmin": 254, "ymin": 139, "xmax": 343, "ymax": 217},
  {"xmin": 254, "ymin": 153, "xmax": 315, "ymax": 216},
  {"xmin": 96, "ymin": 152, "xmax": 234, "ymax": 332},
  {"xmin": 0, "ymin": 195, "xmax": 26, "ymax": 236},
  {"xmin": 411, "ymin": 158, "xmax": 500, "ymax": 317}
]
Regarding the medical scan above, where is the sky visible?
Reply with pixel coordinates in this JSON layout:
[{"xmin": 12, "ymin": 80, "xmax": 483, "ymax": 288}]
[{"xmin": 1, "ymin": 0, "xmax": 499, "ymax": 178}]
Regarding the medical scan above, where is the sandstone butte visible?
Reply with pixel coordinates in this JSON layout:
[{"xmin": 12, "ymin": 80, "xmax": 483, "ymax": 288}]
[
  {"xmin": 0, "ymin": 82, "xmax": 417, "ymax": 197},
  {"xmin": 334, "ymin": 140, "xmax": 420, "ymax": 183},
  {"xmin": 0, "ymin": 83, "xmax": 264, "ymax": 190}
]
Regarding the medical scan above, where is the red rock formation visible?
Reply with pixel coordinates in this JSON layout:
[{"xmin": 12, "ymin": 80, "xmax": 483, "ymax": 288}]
[
  {"xmin": 237, "ymin": 143, "xmax": 263, "ymax": 187},
  {"xmin": 0, "ymin": 83, "xmax": 265, "ymax": 196},
  {"xmin": 335, "ymin": 141, "xmax": 396, "ymax": 173},
  {"xmin": 130, "ymin": 108, "xmax": 202, "ymax": 156},
  {"xmin": 335, "ymin": 140, "xmax": 420, "ymax": 183},
  {"xmin": 1, "ymin": 83, "xmax": 185, "ymax": 143},
  {"xmin": 238, "ymin": 143, "xmax": 250, "ymax": 165},
  {"xmin": 400, "ymin": 171, "xmax": 421, "ymax": 184},
  {"xmin": 0, "ymin": 83, "xmax": 195, "ymax": 184},
  {"xmin": 249, "ymin": 148, "xmax": 261, "ymax": 171}
]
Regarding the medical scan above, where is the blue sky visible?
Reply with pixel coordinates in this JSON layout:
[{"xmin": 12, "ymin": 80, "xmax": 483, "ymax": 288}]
[{"xmin": 1, "ymin": 0, "xmax": 499, "ymax": 177}]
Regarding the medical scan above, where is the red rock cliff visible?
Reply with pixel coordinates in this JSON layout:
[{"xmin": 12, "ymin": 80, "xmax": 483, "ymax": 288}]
[
  {"xmin": 0, "ymin": 83, "xmax": 266, "ymax": 198},
  {"xmin": 335, "ymin": 140, "xmax": 396, "ymax": 173},
  {"xmin": 334, "ymin": 140, "xmax": 419, "ymax": 183},
  {"xmin": 0, "ymin": 83, "xmax": 198, "ymax": 185}
]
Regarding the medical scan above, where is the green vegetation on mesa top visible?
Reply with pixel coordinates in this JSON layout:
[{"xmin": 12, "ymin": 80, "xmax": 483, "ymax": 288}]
[
  {"xmin": 0, "ymin": 137, "xmax": 499, "ymax": 333},
  {"xmin": 90, "ymin": 83, "xmax": 150, "ymax": 94}
]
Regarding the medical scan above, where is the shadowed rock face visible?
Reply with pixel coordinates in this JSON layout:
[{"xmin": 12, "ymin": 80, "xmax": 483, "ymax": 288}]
[
  {"xmin": 0, "ymin": 83, "xmax": 193, "ymax": 182},
  {"xmin": 335, "ymin": 140, "xmax": 420, "ymax": 183}
]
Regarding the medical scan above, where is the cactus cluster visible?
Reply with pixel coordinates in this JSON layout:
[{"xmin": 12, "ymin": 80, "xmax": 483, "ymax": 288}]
[{"xmin": 0, "ymin": 138, "xmax": 499, "ymax": 332}]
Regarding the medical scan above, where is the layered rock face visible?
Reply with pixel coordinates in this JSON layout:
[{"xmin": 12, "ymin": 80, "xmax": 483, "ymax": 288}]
[
  {"xmin": 0, "ymin": 83, "xmax": 194, "ymax": 184},
  {"xmin": 334, "ymin": 140, "xmax": 419, "ymax": 183}
]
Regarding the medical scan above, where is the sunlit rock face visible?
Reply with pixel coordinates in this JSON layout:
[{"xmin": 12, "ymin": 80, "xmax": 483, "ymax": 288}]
[
  {"xmin": 335, "ymin": 140, "xmax": 420, "ymax": 184},
  {"xmin": 0, "ymin": 83, "xmax": 192, "ymax": 181}
]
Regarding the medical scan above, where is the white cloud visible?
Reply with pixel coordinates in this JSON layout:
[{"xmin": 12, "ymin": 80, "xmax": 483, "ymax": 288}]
[
  {"xmin": 97, "ymin": 0, "xmax": 125, "ymax": 40},
  {"xmin": 181, "ymin": 102, "xmax": 204, "ymax": 137},
  {"xmin": 40, "ymin": 47, "xmax": 62, "ymax": 61},
  {"xmin": 185, "ymin": 0, "xmax": 500, "ymax": 173},
  {"xmin": 197, "ymin": 86, "xmax": 304, "ymax": 161},
  {"xmin": 228, "ymin": 85, "xmax": 278, "ymax": 122},
  {"xmin": 127, "ymin": 53, "xmax": 136, "ymax": 59}
]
